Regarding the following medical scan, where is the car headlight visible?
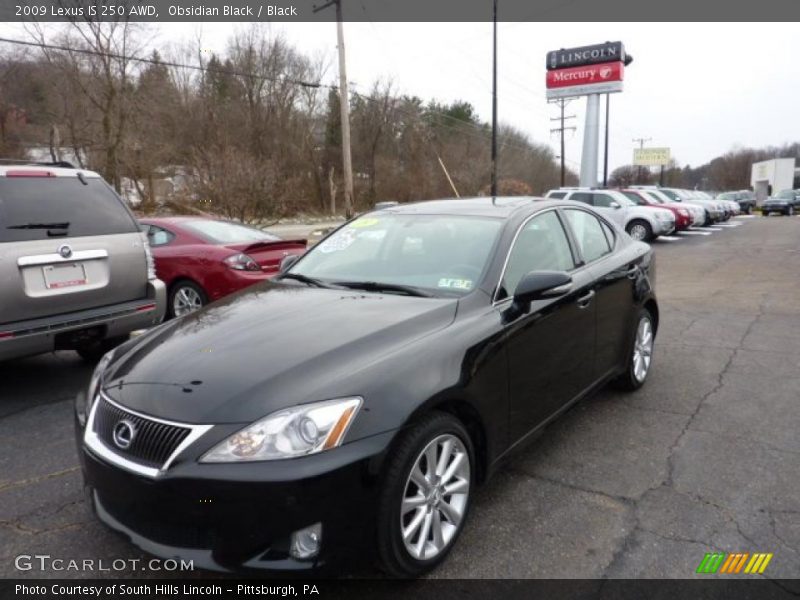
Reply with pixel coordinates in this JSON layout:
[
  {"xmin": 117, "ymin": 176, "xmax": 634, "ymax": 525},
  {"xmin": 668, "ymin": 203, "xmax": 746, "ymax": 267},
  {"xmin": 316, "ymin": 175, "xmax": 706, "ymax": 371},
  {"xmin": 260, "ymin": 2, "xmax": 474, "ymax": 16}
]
[
  {"xmin": 76, "ymin": 350, "xmax": 116, "ymax": 427},
  {"xmin": 200, "ymin": 397, "xmax": 362, "ymax": 462}
]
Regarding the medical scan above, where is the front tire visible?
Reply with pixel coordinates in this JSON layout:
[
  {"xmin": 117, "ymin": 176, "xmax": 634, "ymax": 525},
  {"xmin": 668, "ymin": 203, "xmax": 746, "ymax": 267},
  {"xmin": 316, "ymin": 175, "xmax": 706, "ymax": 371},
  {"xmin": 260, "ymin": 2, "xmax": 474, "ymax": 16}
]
[
  {"xmin": 377, "ymin": 412, "xmax": 474, "ymax": 577},
  {"xmin": 614, "ymin": 308, "xmax": 655, "ymax": 391},
  {"xmin": 626, "ymin": 219, "xmax": 653, "ymax": 242},
  {"xmin": 168, "ymin": 280, "xmax": 207, "ymax": 319}
]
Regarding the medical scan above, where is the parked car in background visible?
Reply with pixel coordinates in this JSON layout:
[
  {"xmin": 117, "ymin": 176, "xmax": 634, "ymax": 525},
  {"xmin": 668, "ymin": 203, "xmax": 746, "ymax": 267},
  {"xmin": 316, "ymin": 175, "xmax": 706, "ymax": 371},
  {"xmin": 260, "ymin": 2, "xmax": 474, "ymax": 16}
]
[
  {"xmin": 688, "ymin": 190, "xmax": 734, "ymax": 220},
  {"xmin": 76, "ymin": 197, "xmax": 658, "ymax": 576},
  {"xmin": 545, "ymin": 188, "xmax": 675, "ymax": 241},
  {"xmin": 718, "ymin": 191, "xmax": 756, "ymax": 214},
  {"xmin": 619, "ymin": 189, "xmax": 693, "ymax": 232},
  {"xmin": 139, "ymin": 217, "xmax": 306, "ymax": 318},
  {"xmin": 761, "ymin": 190, "xmax": 800, "ymax": 216},
  {"xmin": 634, "ymin": 188, "xmax": 705, "ymax": 226},
  {"xmin": 0, "ymin": 162, "xmax": 165, "ymax": 362},
  {"xmin": 647, "ymin": 188, "xmax": 724, "ymax": 225}
]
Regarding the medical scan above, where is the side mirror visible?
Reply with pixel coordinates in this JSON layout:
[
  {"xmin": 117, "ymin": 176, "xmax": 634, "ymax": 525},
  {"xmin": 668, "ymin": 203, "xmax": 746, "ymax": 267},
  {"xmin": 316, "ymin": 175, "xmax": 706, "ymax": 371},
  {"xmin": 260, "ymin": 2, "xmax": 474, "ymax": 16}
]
[
  {"xmin": 512, "ymin": 270, "xmax": 572, "ymax": 314},
  {"xmin": 609, "ymin": 201, "xmax": 621, "ymax": 209},
  {"xmin": 279, "ymin": 254, "xmax": 300, "ymax": 273}
]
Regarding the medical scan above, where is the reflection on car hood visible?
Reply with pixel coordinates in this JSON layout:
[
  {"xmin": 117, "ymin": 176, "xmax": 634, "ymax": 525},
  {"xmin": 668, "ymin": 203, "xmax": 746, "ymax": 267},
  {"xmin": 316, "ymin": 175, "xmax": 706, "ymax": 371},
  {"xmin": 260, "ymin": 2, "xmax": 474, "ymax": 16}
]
[{"xmin": 103, "ymin": 283, "xmax": 458, "ymax": 423}]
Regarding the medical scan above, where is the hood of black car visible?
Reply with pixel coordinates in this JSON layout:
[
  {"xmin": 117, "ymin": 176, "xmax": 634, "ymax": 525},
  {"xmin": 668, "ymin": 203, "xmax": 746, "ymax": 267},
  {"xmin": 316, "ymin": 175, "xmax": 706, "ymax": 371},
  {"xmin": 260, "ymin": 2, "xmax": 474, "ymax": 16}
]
[{"xmin": 102, "ymin": 283, "xmax": 458, "ymax": 424}]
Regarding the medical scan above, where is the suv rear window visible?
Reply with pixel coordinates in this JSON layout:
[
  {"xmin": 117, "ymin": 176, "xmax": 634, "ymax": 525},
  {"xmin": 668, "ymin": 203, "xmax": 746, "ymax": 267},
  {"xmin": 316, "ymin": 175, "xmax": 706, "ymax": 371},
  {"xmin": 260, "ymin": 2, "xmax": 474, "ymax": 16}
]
[{"xmin": 0, "ymin": 177, "xmax": 138, "ymax": 242}]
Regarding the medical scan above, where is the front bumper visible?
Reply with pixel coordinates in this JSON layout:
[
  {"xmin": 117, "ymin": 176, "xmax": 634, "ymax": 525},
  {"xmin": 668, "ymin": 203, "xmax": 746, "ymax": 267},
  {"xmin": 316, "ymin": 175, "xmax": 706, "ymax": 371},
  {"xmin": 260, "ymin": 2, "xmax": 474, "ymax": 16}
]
[
  {"xmin": 0, "ymin": 280, "xmax": 166, "ymax": 361},
  {"xmin": 77, "ymin": 414, "xmax": 395, "ymax": 573},
  {"xmin": 652, "ymin": 218, "xmax": 676, "ymax": 235}
]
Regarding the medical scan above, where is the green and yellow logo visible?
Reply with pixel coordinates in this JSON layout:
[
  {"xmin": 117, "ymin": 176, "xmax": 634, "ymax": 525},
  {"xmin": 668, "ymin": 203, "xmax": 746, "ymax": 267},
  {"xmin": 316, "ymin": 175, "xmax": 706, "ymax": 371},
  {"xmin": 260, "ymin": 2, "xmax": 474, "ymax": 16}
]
[{"xmin": 696, "ymin": 552, "xmax": 773, "ymax": 574}]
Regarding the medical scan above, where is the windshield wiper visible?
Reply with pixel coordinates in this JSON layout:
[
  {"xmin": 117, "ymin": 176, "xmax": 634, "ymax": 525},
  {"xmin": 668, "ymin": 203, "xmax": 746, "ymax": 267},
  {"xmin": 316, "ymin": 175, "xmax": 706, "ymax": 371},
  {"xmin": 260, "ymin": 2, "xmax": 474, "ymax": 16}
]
[
  {"xmin": 334, "ymin": 281, "xmax": 434, "ymax": 298},
  {"xmin": 278, "ymin": 272, "xmax": 333, "ymax": 289},
  {"xmin": 7, "ymin": 222, "xmax": 70, "ymax": 230}
]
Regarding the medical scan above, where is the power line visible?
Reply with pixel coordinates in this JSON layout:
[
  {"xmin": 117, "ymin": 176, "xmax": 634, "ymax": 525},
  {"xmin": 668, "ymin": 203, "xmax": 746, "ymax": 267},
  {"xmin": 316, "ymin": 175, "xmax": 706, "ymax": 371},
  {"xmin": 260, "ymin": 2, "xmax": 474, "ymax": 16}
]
[
  {"xmin": 549, "ymin": 98, "xmax": 576, "ymax": 186},
  {"xmin": 0, "ymin": 35, "xmax": 324, "ymax": 89}
]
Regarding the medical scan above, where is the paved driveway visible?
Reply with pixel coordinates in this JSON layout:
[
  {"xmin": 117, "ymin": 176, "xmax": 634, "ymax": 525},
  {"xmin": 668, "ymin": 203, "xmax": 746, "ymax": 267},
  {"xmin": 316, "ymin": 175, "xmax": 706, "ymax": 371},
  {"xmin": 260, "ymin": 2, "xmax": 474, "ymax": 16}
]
[{"xmin": 1, "ymin": 216, "xmax": 798, "ymax": 582}]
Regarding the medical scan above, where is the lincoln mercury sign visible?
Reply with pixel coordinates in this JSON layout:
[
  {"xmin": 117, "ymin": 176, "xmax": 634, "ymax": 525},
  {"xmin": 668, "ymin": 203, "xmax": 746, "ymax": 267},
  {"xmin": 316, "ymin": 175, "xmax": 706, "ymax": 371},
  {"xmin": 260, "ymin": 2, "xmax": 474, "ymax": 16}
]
[
  {"xmin": 546, "ymin": 41, "xmax": 628, "ymax": 71},
  {"xmin": 633, "ymin": 147, "xmax": 671, "ymax": 167},
  {"xmin": 546, "ymin": 61, "xmax": 624, "ymax": 99}
]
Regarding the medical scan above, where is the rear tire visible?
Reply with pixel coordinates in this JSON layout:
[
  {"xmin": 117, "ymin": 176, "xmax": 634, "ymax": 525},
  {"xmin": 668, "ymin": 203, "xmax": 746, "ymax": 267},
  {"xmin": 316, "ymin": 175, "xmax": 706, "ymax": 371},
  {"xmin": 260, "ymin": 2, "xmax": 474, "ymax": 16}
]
[
  {"xmin": 76, "ymin": 336, "xmax": 128, "ymax": 363},
  {"xmin": 377, "ymin": 412, "xmax": 474, "ymax": 578},
  {"xmin": 626, "ymin": 220, "xmax": 653, "ymax": 242},
  {"xmin": 613, "ymin": 308, "xmax": 655, "ymax": 391},
  {"xmin": 168, "ymin": 280, "xmax": 207, "ymax": 319}
]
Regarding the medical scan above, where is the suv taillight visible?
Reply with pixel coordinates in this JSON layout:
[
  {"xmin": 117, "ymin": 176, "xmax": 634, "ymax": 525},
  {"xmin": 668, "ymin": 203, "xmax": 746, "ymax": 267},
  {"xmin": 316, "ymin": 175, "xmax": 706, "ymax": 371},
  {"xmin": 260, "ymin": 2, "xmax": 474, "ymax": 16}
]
[
  {"xmin": 224, "ymin": 253, "xmax": 260, "ymax": 271},
  {"xmin": 140, "ymin": 232, "xmax": 157, "ymax": 280}
]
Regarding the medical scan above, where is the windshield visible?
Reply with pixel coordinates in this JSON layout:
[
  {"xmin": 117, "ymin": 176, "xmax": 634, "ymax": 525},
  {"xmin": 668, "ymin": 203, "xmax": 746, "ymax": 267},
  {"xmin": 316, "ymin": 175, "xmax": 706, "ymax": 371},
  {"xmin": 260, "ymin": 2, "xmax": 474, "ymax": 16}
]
[
  {"xmin": 659, "ymin": 189, "xmax": 680, "ymax": 201},
  {"xmin": 621, "ymin": 191, "xmax": 646, "ymax": 205},
  {"xmin": 182, "ymin": 220, "xmax": 280, "ymax": 244},
  {"xmin": 776, "ymin": 190, "xmax": 795, "ymax": 200},
  {"xmin": 287, "ymin": 213, "xmax": 503, "ymax": 296},
  {"xmin": 644, "ymin": 191, "xmax": 666, "ymax": 204},
  {"xmin": 717, "ymin": 192, "xmax": 736, "ymax": 200}
]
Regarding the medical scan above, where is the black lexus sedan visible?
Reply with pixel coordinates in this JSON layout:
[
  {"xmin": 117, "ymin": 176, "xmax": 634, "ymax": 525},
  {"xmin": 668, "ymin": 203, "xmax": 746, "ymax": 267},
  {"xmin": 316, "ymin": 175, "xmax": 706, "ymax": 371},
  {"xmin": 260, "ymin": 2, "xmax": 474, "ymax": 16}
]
[{"xmin": 75, "ymin": 197, "xmax": 658, "ymax": 576}]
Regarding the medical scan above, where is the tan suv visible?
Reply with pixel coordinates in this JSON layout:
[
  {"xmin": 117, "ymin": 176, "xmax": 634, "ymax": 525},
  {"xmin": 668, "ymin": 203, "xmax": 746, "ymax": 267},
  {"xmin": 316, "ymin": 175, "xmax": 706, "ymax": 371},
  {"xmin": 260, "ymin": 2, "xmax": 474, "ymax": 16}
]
[{"xmin": 0, "ymin": 162, "xmax": 166, "ymax": 361}]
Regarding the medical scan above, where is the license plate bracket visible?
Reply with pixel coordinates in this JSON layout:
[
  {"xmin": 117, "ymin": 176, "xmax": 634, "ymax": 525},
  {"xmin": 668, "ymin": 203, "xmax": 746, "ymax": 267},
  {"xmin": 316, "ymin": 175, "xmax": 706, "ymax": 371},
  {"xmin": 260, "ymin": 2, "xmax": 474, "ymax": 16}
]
[{"xmin": 43, "ymin": 262, "xmax": 88, "ymax": 289}]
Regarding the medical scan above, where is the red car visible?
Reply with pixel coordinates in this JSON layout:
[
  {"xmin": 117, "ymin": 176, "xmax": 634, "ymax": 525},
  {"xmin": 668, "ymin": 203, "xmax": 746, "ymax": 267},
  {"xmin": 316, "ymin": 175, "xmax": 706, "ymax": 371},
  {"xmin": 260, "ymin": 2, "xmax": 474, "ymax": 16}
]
[
  {"xmin": 620, "ymin": 189, "xmax": 693, "ymax": 231},
  {"xmin": 139, "ymin": 217, "xmax": 306, "ymax": 318}
]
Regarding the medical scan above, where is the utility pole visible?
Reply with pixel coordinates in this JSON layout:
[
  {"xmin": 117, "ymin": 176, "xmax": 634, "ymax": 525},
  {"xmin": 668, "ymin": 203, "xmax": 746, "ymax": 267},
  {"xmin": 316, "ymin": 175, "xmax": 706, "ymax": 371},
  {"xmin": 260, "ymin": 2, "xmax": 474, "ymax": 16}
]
[
  {"xmin": 490, "ymin": 0, "xmax": 498, "ymax": 197},
  {"xmin": 314, "ymin": 0, "xmax": 354, "ymax": 218},
  {"xmin": 603, "ymin": 94, "xmax": 610, "ymax": 187},
  {"xmin": 633, "ymin": 136, "xmax": 651, "ymax": 184},
  {"xmin": 549, "ymin": 98, "xmax": 576, "ymax": 187}
]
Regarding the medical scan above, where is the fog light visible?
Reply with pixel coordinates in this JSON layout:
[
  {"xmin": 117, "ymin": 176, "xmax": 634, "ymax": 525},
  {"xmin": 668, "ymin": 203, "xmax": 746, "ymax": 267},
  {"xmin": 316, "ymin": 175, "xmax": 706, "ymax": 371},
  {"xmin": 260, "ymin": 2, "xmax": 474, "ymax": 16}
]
[{"xmin": 290, "ymin": 523, "xmax": 322, "ymax": 560}]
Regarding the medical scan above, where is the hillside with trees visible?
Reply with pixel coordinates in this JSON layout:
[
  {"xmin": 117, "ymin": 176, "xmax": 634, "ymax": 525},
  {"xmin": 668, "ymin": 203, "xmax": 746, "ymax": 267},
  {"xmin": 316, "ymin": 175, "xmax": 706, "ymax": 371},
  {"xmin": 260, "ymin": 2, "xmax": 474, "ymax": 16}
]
[{"xmin": 0, "ymin": 23, "xmax": 570, "ymax": 222}]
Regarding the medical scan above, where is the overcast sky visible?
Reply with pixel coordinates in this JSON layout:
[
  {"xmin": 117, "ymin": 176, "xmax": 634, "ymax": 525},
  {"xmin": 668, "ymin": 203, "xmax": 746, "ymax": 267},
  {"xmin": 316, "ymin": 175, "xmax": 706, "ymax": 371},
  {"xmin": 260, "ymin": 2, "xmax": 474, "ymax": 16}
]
[{"xmin": 4, "ymin": 21, "xmax": 798, "ymax": 178}]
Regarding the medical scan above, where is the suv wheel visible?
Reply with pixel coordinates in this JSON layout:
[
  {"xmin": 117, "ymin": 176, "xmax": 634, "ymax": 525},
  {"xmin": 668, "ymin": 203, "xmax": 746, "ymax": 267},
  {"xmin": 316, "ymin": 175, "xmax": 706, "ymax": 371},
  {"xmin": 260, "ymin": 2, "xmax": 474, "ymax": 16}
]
[
  {"xmin": 169, "ymin": 281, "xmax": 207, "ymax": 318},
  {"xmin": 626, "ymin": 220, "xmax": 653, "ymax": 242},
  {"xmin": 788, "ymin": 206, "xmax": 795, "ymax": 217},
  {"xmin": 377, "ymin": 412, "xmax": 474, "ymax": 577}
]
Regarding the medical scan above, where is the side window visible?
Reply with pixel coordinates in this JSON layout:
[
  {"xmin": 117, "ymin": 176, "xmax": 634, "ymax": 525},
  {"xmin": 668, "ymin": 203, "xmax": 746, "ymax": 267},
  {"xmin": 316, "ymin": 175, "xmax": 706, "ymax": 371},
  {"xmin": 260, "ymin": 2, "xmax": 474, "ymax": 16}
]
[
  {"xmin": 564, "ymin": 209, "xmax": 612, "ymax": 263},
  {"xmin": 570, "ymin": 192, "xmax": 593, "ymax": 205},
  {"xmin": 592, "ymin": 193, "xmax": 617, "ymax": 207},
  {"xmin": 146, "ymin": 225, "xmax": 174, "ymax": 247},
  {"xmin": 548, "ymin": 191, "xmax": 567, "ymax": 199},
  {"xmin": 498, "ymin": 211, "xmax": 575, "ymax": 300}
]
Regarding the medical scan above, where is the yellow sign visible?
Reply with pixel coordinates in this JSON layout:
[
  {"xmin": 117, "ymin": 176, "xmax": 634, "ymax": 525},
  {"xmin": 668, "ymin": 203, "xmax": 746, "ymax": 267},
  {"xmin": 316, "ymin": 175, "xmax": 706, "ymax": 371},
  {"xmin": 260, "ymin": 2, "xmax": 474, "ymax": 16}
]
[{"xmin": 633, "ymin": 147, "xmax": 671, "ymax": 167}]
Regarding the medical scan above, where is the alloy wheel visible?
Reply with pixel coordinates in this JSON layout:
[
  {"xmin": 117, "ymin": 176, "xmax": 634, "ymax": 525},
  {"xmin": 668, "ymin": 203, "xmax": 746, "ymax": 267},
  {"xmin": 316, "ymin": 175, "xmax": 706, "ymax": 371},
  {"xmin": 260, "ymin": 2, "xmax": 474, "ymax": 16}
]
[
  {"xmin": 632, "ymin": 316, "xmax": 654, "ymax": 383},
  {"xmin": 629, "ymin": 223, "xmax": 647, "ymax": 241},
  {"xmin": 173, "ymin": 286, "xmax": 203, "ymax": 316},
  {"xmin": 400, "ymin": 434, "xmax": 471, "ymax": 561}
]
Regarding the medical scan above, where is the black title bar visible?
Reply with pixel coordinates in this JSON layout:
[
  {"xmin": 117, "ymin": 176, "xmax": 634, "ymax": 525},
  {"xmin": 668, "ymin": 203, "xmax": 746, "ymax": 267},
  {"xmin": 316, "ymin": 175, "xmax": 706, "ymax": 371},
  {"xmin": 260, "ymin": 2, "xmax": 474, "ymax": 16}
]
[{"xmin": 2, "ymin": 0, "xmax": 800, "ymax": 22}]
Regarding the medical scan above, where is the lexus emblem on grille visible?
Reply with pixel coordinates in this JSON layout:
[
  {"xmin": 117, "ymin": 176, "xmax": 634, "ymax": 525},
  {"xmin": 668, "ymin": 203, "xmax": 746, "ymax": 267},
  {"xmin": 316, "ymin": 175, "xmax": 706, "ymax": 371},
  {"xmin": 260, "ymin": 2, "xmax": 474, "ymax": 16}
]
[
  {"xmin": 112, "ymin": 419, "xmax": 136, "ymax": 450},
  {"xmin": 58, "ymin": 244, "xmax": 73, "ymax": 259}
]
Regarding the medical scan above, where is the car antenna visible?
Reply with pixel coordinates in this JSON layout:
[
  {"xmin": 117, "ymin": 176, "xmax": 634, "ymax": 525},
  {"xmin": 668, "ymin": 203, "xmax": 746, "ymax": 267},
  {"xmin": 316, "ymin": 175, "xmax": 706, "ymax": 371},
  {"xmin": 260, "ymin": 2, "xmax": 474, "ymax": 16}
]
[{"xmin": 76, "ymin": 171, "xmax": 88, "ymax": 185}]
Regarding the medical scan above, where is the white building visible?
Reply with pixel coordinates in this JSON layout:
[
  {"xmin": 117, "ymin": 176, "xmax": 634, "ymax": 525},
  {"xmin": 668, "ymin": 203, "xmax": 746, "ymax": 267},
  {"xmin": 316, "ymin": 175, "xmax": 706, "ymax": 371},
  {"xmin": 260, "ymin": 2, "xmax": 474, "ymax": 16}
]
[{"xmin": 750, "ymin": 158, "xmax": 796, "ymax": 203}]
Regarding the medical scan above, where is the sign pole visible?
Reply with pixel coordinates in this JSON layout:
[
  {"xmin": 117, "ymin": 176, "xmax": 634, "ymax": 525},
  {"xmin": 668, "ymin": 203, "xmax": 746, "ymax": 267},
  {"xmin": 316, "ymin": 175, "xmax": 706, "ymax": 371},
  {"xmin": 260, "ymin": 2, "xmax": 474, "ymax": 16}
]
[{"xmin": 580, "ymin": 94, "xmax": 601, "ymax": 187}]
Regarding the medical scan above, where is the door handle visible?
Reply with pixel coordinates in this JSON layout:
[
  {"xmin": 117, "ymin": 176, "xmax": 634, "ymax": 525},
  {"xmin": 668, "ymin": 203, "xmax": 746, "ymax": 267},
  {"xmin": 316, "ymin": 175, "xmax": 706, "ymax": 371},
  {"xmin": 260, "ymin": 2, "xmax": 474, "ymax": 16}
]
[{"xmin": 577, "ymin": 289, "xmax": 595, "ymax": 308}]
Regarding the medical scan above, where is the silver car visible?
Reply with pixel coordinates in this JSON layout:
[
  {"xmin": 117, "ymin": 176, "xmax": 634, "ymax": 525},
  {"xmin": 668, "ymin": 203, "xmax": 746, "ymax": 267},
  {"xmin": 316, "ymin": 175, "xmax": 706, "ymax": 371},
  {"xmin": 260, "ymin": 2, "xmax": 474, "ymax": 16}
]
[
  {"xmin": 545, "ymin": 188, "xmax": 675, "ymax": 241},
  {"xmin": 0, "ymin": 163, "xmax": 166, "ymax": 361}
]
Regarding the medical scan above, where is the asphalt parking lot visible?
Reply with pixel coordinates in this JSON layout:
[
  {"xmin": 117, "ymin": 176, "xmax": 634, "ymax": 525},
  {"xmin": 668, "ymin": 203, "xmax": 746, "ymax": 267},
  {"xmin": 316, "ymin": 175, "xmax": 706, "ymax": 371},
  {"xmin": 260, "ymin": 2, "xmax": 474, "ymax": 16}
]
[{"xmin": 1, "ymin": 215, "xmax": 798, "ymax": 582}]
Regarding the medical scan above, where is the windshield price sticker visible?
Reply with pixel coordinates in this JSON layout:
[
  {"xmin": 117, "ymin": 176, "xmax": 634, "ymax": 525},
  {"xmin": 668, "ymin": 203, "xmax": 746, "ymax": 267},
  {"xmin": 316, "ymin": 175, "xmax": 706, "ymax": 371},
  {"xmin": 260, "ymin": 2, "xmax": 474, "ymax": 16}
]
[{"xmin": 438, "ymin": 278, "xmax": 473, "ymax": 290}]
